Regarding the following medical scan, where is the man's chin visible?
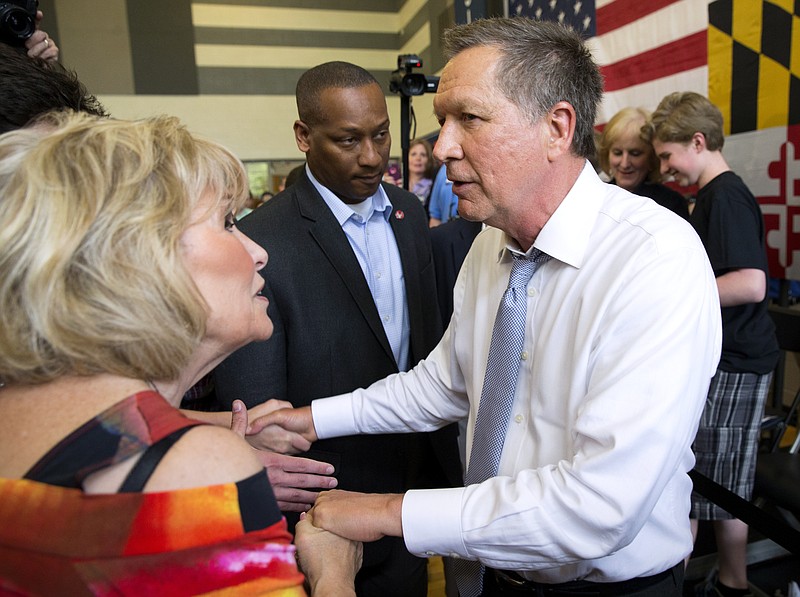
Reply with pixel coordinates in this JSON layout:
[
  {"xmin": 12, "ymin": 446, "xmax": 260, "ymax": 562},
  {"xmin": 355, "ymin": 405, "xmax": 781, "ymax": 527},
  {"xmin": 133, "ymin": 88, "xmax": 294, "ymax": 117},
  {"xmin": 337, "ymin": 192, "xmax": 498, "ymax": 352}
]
[
  {"xmin": 337, "ymin": 189, "xmax": 375, "ymax": 205},
  {"xmin": 456, "ymin": 200, "xmax": 481, "ymax": 222}
]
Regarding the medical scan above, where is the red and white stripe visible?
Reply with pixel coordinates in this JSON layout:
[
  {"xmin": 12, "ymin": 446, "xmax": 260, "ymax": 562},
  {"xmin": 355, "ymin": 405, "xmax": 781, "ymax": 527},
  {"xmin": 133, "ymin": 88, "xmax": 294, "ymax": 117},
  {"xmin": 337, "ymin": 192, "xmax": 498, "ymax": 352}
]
[{"xmin": 588, "ymin": 0, "xmax": 711, "ymax": 123}]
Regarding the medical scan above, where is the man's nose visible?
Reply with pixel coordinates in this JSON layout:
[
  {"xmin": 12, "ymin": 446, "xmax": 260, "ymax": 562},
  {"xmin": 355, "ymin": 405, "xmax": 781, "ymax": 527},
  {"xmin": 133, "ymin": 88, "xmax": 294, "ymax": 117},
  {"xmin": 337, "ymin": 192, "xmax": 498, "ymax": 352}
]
[
  {"xmin": 360, "ymin": 140, "xmax": 382, "ymax": 167},
  {"xmin": 433, "ymin": 122, "xmax": 463, "ymax": 163}
]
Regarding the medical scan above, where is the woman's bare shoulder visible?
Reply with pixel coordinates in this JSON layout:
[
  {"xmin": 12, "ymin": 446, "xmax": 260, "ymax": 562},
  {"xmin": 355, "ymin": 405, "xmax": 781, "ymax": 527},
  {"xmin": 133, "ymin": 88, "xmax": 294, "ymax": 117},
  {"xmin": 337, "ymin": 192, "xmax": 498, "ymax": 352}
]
[{"xmin": 144, "ymin": 424, "xmax": 264, "ymax": 492}]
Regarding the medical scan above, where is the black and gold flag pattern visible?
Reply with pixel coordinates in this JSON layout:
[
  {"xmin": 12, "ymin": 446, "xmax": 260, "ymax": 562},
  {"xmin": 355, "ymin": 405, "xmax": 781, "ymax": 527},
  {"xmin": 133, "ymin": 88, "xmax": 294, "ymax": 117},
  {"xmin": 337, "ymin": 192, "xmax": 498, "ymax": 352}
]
[{"xmin": 708, "ymin": 0, "xmax": 800, "ymax": 135}]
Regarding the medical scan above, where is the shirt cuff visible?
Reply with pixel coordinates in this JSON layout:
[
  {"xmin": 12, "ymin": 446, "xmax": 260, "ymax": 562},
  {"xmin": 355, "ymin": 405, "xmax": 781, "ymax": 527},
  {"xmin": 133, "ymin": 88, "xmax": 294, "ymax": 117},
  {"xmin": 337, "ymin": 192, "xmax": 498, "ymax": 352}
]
[
  {"xmin": 402, "ymin": 487, "xmax": 469, "ymax": 559},
  {"xmin": 310, "ymin": 394, "xmax": 357, "ymax": 440}
]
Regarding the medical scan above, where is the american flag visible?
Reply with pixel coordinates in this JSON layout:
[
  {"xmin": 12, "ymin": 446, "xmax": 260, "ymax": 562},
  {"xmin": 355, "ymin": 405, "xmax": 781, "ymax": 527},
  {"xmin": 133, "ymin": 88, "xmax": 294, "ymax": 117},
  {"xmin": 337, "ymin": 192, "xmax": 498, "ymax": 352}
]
[
  {"xmin": 507, "ymin": 0, "xmax": 800, "ymax": 282},
  {"xmin": 508, "ymin": 0, "xmax": 596, "ymax": 37},
  {"xmin": 507, "ymin": 0, "xmax": 709, "ymax": 124}
]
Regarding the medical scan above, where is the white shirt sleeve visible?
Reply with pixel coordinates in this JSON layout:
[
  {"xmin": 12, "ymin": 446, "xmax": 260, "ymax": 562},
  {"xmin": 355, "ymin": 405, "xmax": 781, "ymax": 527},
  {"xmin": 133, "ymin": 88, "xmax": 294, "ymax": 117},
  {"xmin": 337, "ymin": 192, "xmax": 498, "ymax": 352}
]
[{"xmin": 308, "ymin": 167, "xmax": 722, "ymax": 582}]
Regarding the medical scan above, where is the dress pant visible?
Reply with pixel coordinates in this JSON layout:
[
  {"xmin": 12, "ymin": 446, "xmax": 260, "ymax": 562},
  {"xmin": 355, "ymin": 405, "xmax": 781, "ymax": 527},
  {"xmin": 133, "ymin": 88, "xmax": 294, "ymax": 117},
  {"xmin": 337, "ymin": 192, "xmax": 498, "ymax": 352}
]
[{"xmin": 355, "ymin": 536, "xmax": 427, "ymax": 597}]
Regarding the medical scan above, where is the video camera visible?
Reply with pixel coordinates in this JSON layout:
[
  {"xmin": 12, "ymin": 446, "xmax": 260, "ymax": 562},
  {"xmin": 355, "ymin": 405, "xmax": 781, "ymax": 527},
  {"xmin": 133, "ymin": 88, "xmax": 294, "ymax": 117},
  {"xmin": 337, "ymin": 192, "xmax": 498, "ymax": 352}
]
[
  {"xmin": 0, "ymin": 0, "xmax": 37, "ymax": 46},
  {"xmin": 389, "ymin": 54, "xmax": 439, "ymax": 97}
]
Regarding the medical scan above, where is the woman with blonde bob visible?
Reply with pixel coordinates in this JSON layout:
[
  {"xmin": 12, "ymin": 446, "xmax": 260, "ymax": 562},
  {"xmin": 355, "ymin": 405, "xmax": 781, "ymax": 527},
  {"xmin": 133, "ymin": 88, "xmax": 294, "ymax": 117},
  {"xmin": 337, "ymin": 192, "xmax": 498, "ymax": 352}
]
[
  {"xmin": 597, "ymin": 106, "xmax": 689, "ymax": 219},
  {"xmin": 0, "ymin": 112, "xmax": 360, "ymax": 596}
]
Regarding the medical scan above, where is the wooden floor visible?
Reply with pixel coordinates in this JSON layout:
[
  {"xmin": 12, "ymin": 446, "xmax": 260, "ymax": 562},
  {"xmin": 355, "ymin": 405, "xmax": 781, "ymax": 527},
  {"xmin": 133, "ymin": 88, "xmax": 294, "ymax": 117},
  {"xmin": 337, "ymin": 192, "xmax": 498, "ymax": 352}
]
[{"xmin": 427, "ymin": 556, "xmax": 447, "ymax": 597}]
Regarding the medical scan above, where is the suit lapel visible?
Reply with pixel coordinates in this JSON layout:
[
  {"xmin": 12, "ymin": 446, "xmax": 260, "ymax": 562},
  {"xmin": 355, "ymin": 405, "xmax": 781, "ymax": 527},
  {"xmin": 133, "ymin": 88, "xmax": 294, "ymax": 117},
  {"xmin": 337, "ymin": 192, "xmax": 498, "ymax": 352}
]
[
  {"xmin": 295, "ymin": 178, "xmax": 396, "ymax": 365},
  {"xmin": 387, "ymin": 188, "xmax": 426, "ymax": 365}
]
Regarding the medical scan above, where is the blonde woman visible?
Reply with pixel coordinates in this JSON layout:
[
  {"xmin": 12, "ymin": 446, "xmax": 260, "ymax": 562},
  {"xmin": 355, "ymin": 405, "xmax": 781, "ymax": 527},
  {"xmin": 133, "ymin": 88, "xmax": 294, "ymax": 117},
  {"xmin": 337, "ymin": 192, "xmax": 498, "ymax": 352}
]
[
  {"xmin": 597, "ymin": 107, "xmax": 690, "ymax": 219},
  {"xmin": 0, "ymin": 112, "xmax": 359, "ymax": 596}
]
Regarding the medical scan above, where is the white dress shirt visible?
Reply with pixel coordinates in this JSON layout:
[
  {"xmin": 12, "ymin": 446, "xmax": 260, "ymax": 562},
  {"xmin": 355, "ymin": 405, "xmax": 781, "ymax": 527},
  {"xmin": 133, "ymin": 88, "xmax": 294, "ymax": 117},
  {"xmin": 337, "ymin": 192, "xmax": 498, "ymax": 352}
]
[{"xmin": 313, "ymin": 163, "xmax": 722, "ymax": 583}]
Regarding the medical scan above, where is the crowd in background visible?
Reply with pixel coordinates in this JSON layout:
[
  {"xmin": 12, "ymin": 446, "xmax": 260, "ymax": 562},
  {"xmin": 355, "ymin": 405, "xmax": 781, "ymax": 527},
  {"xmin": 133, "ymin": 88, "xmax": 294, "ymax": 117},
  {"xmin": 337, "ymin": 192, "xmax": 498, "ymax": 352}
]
[{"xmin": 0, "ymin": 8, "xmax": 796, "ymax": 597}]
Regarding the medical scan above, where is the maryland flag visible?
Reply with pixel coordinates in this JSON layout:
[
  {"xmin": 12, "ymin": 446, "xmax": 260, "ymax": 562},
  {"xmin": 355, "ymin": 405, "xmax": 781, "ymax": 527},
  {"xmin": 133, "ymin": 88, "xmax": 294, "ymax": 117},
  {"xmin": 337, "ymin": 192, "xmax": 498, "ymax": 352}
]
[
  {"xmin": 708, "ymin": 0, "xmax": 799, "ymax": 134},
  {"xmin": 505, "ymin": 0, "xmax": 799, "ymax": 281},
  {"xmin": 708, "ymin": 0, "xmax": 800, "ymax": 280}
]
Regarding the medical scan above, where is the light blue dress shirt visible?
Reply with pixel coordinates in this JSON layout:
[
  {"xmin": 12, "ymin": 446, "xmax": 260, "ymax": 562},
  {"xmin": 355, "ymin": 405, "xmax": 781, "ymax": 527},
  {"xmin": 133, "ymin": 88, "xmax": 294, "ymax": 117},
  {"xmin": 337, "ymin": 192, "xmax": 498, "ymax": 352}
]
[
  {"xmin": 428, "ymin": 164, "xmax": 459, "ymax": 223},
  {"xmin": 306, "ymin": 166, "xmax": 410, "ymax": 371}
]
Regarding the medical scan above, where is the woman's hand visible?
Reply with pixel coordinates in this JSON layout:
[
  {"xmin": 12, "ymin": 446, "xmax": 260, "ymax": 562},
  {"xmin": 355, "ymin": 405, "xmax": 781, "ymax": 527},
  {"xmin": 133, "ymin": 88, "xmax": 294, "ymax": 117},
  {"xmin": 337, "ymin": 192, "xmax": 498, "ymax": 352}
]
[
  {"xmin": 295, "ymin": 511, "xmax": 361, "ymax": 597},
  {"xmin": 246, "ymin": 402, "xmax": 316, "ymax": 453}
]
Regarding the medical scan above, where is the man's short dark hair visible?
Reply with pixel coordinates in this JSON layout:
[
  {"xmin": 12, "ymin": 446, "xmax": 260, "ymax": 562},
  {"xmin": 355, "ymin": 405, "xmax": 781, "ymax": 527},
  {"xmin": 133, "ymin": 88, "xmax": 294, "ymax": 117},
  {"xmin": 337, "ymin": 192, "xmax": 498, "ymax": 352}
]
[
  {"xmin": 0, "ymin": 44, "xmax": 108, "ymax": 134},
  {"xmin": 295, "ymin": 61, "xmax": 379, "ymax": 126}
]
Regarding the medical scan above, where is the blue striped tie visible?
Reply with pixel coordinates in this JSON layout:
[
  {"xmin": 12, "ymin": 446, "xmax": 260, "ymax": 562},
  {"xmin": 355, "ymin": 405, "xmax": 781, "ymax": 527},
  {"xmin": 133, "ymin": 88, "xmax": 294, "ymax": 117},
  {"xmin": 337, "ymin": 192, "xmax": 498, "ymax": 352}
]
[{"xmin": 454, "ymin": 249, "xmax": 551, "ymax": 597}]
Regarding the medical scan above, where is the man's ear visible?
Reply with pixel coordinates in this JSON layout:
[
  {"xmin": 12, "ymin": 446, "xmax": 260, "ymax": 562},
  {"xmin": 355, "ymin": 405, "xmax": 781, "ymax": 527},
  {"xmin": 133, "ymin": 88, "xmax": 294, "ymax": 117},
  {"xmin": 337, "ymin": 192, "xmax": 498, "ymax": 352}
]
[
  {"xmin": 294, "ymin": 120, "xmax": 311, "ymax": 152},
  {"xmin": 546, "ymin": 101, "xmax": 576, "ymax": 160}
]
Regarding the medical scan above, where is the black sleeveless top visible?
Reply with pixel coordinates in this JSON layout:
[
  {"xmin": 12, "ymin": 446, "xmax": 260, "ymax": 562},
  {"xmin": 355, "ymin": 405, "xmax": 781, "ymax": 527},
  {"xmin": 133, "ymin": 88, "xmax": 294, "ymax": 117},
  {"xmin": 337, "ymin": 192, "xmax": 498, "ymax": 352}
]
[{"xmin": 25, "ymin": 390, "xmax": 204, "ymax": 491}]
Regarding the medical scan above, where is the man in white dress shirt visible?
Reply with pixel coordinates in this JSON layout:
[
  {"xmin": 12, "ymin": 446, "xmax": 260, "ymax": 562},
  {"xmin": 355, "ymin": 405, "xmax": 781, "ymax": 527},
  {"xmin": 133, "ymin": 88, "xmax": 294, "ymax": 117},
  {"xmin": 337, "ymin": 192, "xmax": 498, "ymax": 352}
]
[{"xmin": 254, "ymin": 17, "xmax": 722, "ymax": 597}]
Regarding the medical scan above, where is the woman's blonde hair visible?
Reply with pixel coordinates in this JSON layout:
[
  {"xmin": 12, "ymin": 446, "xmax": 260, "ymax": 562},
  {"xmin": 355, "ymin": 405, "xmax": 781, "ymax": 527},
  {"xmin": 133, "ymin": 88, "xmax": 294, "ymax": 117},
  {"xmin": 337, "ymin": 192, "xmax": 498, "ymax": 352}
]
[
  {"xmin": 597, "ymin": 107, "xmax": 661, "ymax": 183},
  {"xmin": 0, "ymin": 111, "xmax": 250, "ymax": 385}
]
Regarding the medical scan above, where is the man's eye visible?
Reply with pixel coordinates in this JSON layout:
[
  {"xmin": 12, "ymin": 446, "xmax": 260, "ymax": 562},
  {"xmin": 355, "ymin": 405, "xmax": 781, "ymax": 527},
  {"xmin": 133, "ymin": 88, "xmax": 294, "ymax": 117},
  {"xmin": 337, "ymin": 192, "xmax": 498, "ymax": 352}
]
[{"xmin": 225, "ymin": 213, "xmax": 236, "ymax": 230}]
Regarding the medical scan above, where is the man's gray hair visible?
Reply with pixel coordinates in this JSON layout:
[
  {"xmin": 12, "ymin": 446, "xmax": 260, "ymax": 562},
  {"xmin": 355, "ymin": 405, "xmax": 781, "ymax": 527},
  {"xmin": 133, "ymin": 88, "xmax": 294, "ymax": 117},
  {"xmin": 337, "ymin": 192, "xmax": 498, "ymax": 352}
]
[{"xmin": 442, "ymin": 17, "xmax": 602, "ymax": 159}]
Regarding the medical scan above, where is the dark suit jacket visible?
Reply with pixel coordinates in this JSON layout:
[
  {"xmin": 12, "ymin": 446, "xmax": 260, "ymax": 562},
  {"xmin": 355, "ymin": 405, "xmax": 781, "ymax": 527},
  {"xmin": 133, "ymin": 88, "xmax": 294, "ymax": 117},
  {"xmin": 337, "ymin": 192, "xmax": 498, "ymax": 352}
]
[
  {"xmin": 430, "ymin": 217, "xmax": 483, "ymax": 329},
  {"xmin": 213, "ymin": 172, "xmax": 461, "ymax": 557}
]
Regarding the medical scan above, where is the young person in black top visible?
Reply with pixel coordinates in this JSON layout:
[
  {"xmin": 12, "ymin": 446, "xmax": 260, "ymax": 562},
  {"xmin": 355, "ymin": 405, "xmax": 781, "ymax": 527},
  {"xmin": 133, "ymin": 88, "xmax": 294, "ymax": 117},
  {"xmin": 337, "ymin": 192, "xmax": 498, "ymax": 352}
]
[{"xmin": 647, "ymin": 91, "xmax": 779, "ymax": 597}]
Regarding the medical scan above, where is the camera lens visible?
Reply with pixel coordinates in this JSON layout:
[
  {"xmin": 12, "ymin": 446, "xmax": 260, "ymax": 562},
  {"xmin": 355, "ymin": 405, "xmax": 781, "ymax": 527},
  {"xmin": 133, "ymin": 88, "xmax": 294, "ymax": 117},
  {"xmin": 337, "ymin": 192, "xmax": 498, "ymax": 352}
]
[
  {"xmin": 403, "ymin": 75, "xmax": 426, "ymax": 96},
  {"xmin": 1, "ymin": 8, "xmax": 35, "ymax": 41}
]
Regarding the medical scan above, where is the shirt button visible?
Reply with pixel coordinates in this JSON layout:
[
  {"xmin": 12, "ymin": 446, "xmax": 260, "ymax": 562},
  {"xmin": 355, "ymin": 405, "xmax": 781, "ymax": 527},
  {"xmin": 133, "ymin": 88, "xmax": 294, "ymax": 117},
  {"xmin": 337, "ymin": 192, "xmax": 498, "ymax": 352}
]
[
  {"xmin": 425, "ymin": 551, "xmax": 436, "ymax": 557},
  {"xmin": 383, "ymin": 315, "xmax": 390, "ymax": 323},
  {"xmin": 521, "ymin": 351, "xmax": 529, "ymax": 360},
  {"xmin": 514, "ymin": 414, "xmax": 523, "ymax": 423},
  {"xmin": 376, "ymin": 272, "xmax": 382, "ymax": 279},
  {"xmin": 527, "ymin": 288, "xmax": 536, "ymax": 297}
]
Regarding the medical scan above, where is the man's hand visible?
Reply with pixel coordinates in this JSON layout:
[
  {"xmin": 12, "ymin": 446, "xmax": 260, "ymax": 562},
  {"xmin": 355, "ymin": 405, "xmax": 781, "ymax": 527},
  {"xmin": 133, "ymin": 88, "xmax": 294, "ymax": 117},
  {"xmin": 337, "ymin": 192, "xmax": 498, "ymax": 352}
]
[
  {"xmin": 186, "ymin": 399, "xmax": 310, "ymax": 453},
  {"xmin": 248, "ymin": 405, "xmax": 318, "ymax": 452},
  {"xmin": 308, "ymin": 490, "xmax": 404, "ymax": 542},
  {"xmin": 295, "ymin": 511, "xmax": 361, "ymax": 597},
  {"xmin": 229, "ymin": 401, "xmax": 336, "ymax": 511},
  {"xmin": 25, "ymin": 11, "xmax": 59, "ymax": 62},
  {"xmin": 257, "ymin": 452, "xmax": 338, "ymax": 512},
  {"xmin": 241, "ymin": 399, "xmax": 312, "ymax": 454}
]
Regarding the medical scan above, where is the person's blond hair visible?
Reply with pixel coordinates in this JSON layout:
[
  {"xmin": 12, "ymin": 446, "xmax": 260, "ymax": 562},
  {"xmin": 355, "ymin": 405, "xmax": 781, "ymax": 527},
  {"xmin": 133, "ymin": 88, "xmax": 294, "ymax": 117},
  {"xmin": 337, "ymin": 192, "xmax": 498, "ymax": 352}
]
[
  {"xmin": 0, "ymin": 112, "xmax": 250, "ymax": 385},
  {"xmin": 597, "ymin": 107, "xmax": 662, "ymax": 184}
]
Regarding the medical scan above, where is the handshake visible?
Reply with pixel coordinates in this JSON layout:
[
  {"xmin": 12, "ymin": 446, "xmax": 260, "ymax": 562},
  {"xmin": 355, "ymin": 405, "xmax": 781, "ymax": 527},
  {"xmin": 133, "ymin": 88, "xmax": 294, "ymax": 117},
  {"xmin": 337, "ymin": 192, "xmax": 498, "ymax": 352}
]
[{"xmin": 230, "ymin": 399, "xmax": 404, "ymax": 541}]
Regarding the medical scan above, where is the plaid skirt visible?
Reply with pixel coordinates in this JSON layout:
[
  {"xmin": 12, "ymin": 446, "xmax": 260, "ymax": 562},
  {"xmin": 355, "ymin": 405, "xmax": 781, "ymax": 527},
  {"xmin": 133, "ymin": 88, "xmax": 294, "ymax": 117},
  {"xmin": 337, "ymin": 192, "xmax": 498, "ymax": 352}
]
[{"xmin": 691, "ymin": 369, "xmax": 772, "ymax": 520}]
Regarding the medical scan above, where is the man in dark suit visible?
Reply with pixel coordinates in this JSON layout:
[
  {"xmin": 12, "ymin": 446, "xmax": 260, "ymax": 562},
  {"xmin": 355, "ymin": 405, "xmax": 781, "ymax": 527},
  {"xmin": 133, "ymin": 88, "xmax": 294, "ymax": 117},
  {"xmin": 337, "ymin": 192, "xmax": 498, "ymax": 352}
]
[
  {"xmin": 429, "ymin": 215, "xmax": 482, "ymax": 597},
  {"xmin": 430, "ymin": 216, "xmax": 483, "ymax": 330},
  {"xmin": 213, "ymin": 61, "xmax": 460, "ymax": 597}
]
